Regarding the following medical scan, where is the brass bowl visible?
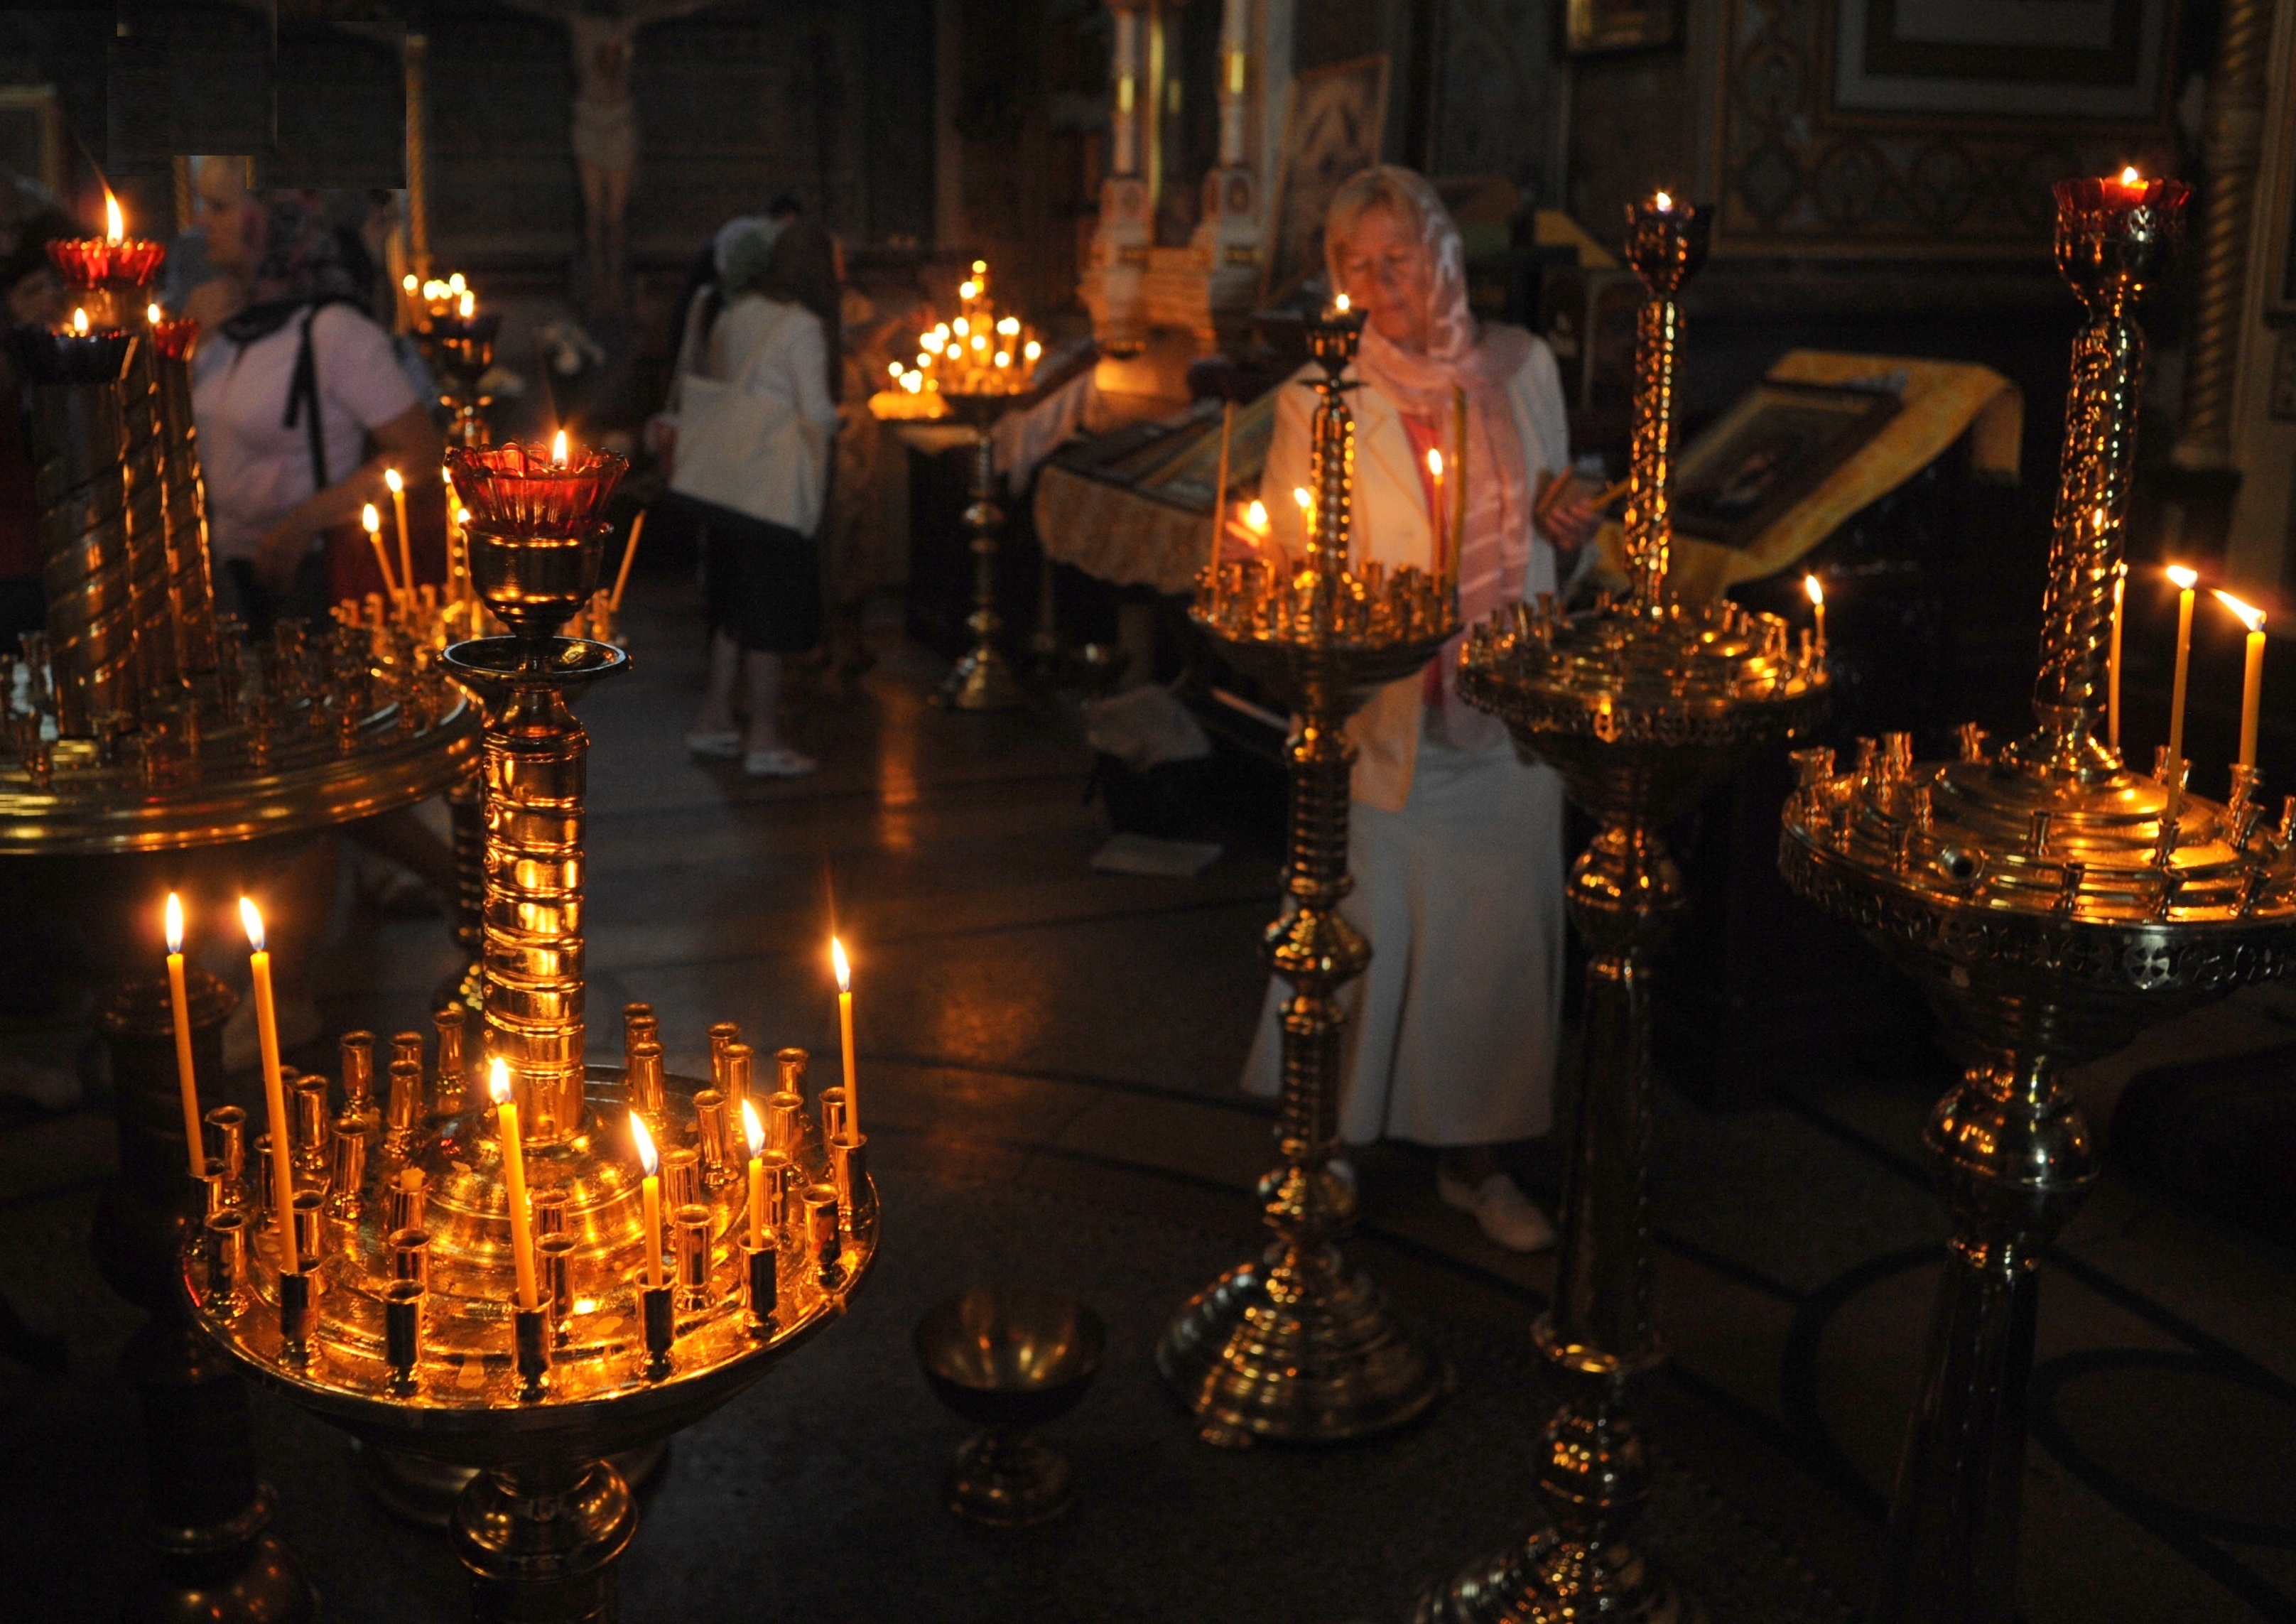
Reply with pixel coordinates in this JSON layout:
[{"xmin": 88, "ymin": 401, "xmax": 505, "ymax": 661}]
[{"xmin": 915, "ymin": 1287, "xmax": 1105, "ymax": 1525}]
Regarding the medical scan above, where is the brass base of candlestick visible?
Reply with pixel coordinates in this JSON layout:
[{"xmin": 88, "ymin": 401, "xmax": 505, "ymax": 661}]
[
  {"xmin": 453, "ymin": 1458, "xmax": 635, "ymax": 1624},
  {"xmin": 936, "ymin": 642, "xmax": 1027, "ymax": 713},
  {"xmin": 355, "ymin": 1441, "xmax": 669, "ymax": 1530},
  {"xmin": 1157, "ymin": 1238, "xmax": 1445, "ymax": 1448}
]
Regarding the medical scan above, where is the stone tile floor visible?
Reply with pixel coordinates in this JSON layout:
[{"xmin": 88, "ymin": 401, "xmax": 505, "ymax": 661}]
[{"xmin": 4, "ymin": 575, "xmax": 2295, "ymax": 1620}]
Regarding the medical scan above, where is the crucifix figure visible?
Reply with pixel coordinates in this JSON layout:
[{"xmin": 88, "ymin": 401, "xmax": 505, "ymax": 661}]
[{"xmin": 507, "ymin": 0, "xmax": 721, "ymax": 312}]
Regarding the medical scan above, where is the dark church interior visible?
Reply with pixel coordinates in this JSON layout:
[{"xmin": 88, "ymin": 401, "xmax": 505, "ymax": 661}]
[{"xmin": 3, "ymin": 2, "xmax": 2296, "ymax": 1620}]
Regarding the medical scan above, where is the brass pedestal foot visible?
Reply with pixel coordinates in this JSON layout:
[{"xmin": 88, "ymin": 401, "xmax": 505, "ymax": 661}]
[
  {"xmin": 1157, "ymin": 1240, "xmax": 1443, "ymax": 1447},
  {"xmin": 357, "ymin": 1441, "xmax": 671, "ymax": 1530},
  {"xmin": 934, "ymin": 641, "xmax": 1025, "ymax": 712},
  {"xmin": 452, "ymin": 1458, "xmax": 636, "ymax": 1624},
  {"xmin": 945, "ymin": 1431, "xmax": 1075, "ymax": 1526}
]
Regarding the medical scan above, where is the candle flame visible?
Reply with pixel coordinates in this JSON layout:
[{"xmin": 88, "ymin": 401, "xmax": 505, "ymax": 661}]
[
  {"xmin": 71, "ymin": 308, "xmax": 87, "ymax": 335},
  {"xmin": 959, "ymin": 280, "xmax": 979, "ymax": 300},
  {"xmin": 104, "ymin": 188, "xmax": 122, "ymax": 243},
  {"xmin": 1333, "ymin": 293, "xmax": 1350, "ymax": 313},
  {"xmin": 238, "ymin": 897, "xmax": 266, "ymax": 953},
  {"xmin": 742, "ymin": 1098, "xmax": 765, "ymax": 1159},
  {"xmin": 384, "ymin": 467, "xmax": 403, "ymax": 494},
  {"xmin": 402, "ymin": 274, "xmax": 418, "ymax": 293},
  {"xmin": 146, "ymin": 303, "xmax": 162, "ymax": 325},
  {"xmin": 1426, "ymin": 448, "xmax": 1444, "ymax": 480},
  {"xmin": 457, "ymin": 291, "xmax": 473, "ymax": 318},
  {"xmin": 448, "ymin": 272, "xmax": 466, "ymax": 295},
  {"xmin": 2166, "ymin": 564, "xmax": 2199, "ymax": 590},
  {"xmin": 362, "ymin": 502, "xmax": 381, "ymax": 535},
  {"xmin": 1246, "ymin": 499, "xmax": 1269, "ymax": 532},
  {"xmin": 1654, "ymin": 190, "xmax": 1673, "ymax": 210},
  {"xmin": 630, "ymin": 1111, "xmax": 658, "ymax": 1174},
  {"xmin": 551, "ymin": 429, "xmax": 569, "ymax": 465},
  {"xmin": 1805, "ymin": 573, "xmax": 1824, "ymax": 607},
  {"xmin": 1024, "ymin": 339, "xmax": 1041, "ymax": 362},
  {"xmin": 164, "ymin": 892, "xmax": 183, "ymax": 956},
  {"xmin": 487, "ymin": 1055, "xmax": 511, "ymax": 1106},
  {"xmin": 2213, "ymin": 589, "xmax": 2265, "ymax": 633},
  {"xmin": 2121, "ymin": 166, "xmax": 2140, "ymax": 185},
  {"xmin": 972, "ymin": 259, "xmax": 987, "ymax": 274},
  {"xmin": 831, "ymin": 935, "xmax": 851, "ymax": 992}
]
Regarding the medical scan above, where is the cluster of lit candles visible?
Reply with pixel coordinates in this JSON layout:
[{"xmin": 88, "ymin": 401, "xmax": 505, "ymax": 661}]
[
  {"xmin": 161, "ymin": 895, "xmax": 866, "ymax": 1306},
  {"xmin": 404, "ymin": 271, "xmax": 477, "ymax": 324},
  {"xmin": 884, "ymin": 260, "xmax": 1044, "ymax": 401}
]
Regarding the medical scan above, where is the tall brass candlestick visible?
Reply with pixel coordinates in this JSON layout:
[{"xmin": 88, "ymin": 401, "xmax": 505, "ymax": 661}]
[
  {"xmin": 1161, "ymin": 303, "xmax": 1452, "ymax": 1446},
  {"xmin": 1779, "ymin": 173, "xmax": 2296, "ymax": 1624},
  {"xmin": 1417, "ymin": 192, "xmax": 1827, "ymax": 1624}
]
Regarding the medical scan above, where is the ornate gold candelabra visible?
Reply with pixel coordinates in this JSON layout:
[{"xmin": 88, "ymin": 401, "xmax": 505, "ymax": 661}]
[
  {"xmin": 1779, "ymin": 177, "xmax": 2296, "ymax": 1624},
  {"xmin": 1157, "ymin": 308, "xmax": 1452, "ymax": 1445},
  {"xmin": 3, "ymin": 305, "xmax": 477, "ymax": 1620},
  {"xmin": 421, "ymin": 309, "xmax": 499, "ymax": 450},
  {"xmin": 1416, "ymin": 196, "xmax": 1827, "ymax": 1623},
  {"xmin": 183, "ymin": 443, "xmax": 879, "ymax": 1623},
  {"xmin": 935, "ymin": 391, "xmax": 1029, "ymax": 711}
]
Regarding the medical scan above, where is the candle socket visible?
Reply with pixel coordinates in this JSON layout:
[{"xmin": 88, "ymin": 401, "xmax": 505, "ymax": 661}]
[
  {"xmin": 433, "ymin": 1006, "xmax": 467, "ymax": 1114},
  {"xmin": 293, "ymin": 1076, "xmax": 331, "ymax": 1173},
  {"xmin": 724, "ymin": 1040, "xmax": 753, "ymax": 1119},
  {"xmin": 673, "ymin": 1203, "xmax": 713, "ymax": 1311},
  {"xmin": 2228, "ymin": 763, "xmax": 2260, "ymax": 818},
  {"xmin": 391, "ymin": 1029, "xmax": 424, "ymax": 1081},
  {"xmin": 383, "ymin": 1279, "xmax": 425, "ymax": 1394},
  {"xmin": 201, "ymin": 1157, "xmax": 239, "ymax": 1219},
  {"xmin": 641, "ymin": 1284, "xmax": 674, "ymax": 1380},
  {"xmin": 768, "ymin": 1090, "xmax": 805, "ymax": 1154},
  {"xmin": 205, "ymin": 1104, "xmax": 248, "ymax": 1186},
  {"xmin": 291, "ymin": 1189, "xmax": 326, "ymax": 1262},
  {"xmin": 278, "ymin": 1267, "xmax": 314, "ymax": 1365},
  {"xmin": 514, "ymin": 1306, "xmax": 551, "ymax": 1399},
  {"xmin": 774, "ymin": 1046, "xmax": 809, "ymax": 1100},
  {"xmin": 695, "ymin": 1089, "xmax": 732, "ymax": 1186},
  {"xmin": 538, "ymin": 1233, "xmax": 576, "ymax": 1337},
  {"xmin": 327, "ymin": 1114, "xmax": 367, "ymax": 1213},
  {"xmin": 531, "ymin": 1187, "xmax": 569, "ymax": 1237},
  {"xmin": 255, "ymin": 1132, "xmax": 280, "ymax": 1218},
  {"xmin": 708, "ymin": 1021, "xmax": 740, "ymax": 1095},
  {"xmin": 664, "ymin": 1147, "xmax": 700, "ymax": 1211},
  {"xmin": 830, "ymin": 1132, "xmax": 869, "ymax": 1223},
  {"xmin": 622, "ymin": 1002, "xmax": 658, "ymax": 1067},
  {"xmin": 805, "ymin": 1183, "xmax": 842, "ymax": 1284},
  {"xmin": 625, "ymin": 1039, "xmax": 666, "ymax": 1120},
  {"xmin": 389, "ymin": 1225, "xmax": 430, "ymax": 1293},
  {"xmin": 742, "ymin": 1238, "xmax": 777, "ymax": 1333},
  {"xmin": 386, "ymin": 1173, "xmax": 426, "ymax": 1234},
  {"xmin": 762, "ymin": 1147, "xmax": 794, "ymax": 1229},
  {"xmin": 204, "ymin": 1210, "xmax": 248, "ymax": 1309},
  {"xmin": 386, "ymin": 1056, "xmax": 423, "ymax": 1152},
  {"xmin": 340, "ymin": 1031, "xmax": 376, "ymax": 1124},
  {"xmin": 818, "ymin": 1086, "xmax": 848, "ymax": 1147}
]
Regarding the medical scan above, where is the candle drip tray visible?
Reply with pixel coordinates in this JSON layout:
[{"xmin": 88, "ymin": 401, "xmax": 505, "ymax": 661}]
[
  {"xmin": 440, "ymin": 637, "xmax": 627, "ymax": 689},
  {"xmin": 187, "ymin": 1066, "xmax": 877, "ymax": 1467}
]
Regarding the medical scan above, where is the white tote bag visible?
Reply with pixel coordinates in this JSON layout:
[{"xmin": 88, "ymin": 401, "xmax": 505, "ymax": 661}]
[{"xmin": 668, "ymin": 302, "xmax": 828, "ymax": 535}]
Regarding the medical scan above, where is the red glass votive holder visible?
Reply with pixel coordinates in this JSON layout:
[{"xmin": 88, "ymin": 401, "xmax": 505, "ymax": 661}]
[{"xmin": 446, "ymin": 442, "xmax": 627, "ymax": 538}]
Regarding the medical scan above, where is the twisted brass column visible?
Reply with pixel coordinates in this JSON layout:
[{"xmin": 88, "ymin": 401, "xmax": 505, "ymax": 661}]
[
  {"xmin": 1419, "ymin": 195, "xmax": 1826, "ymax": 1623},
  {"xmin": 17, "ymin": 329, "xmax": 144, "ymax": 736},
  {"xmin": 122, "ymin": 342, "xmax": 175, "ymax": 696},
  {"xmin": 2171, "ymin": 0, "xmax": 2273, "ymax": 470},
  {"xmin": 1159, "ymin": 308, "xmax": 1453, "ymax": 1446},
  {"xmin": 1780, "ymin": 177, "xmax": 2296, "ymax": 1624},
  {"xmin": 151, "ymin": 319, "xmax": 218, "ymax": 677}
]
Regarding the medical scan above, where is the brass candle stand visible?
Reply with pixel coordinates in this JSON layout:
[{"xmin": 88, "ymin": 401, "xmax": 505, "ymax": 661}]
[
  {"xmin": 183, "ymin": 445, "xmax": 879, "ymax": 1624},
  {"xmin": 1416, "ymin": 197, "xmax": 1826, "ymax": 1623},
  {"xmin": 933, "ymin": 391, "xmax": 1029, "ymax": 712},
  {"xmin": 1, "ymin": 314, "xmax": 477, "ymax": 1620},
  {"xmin": 420, "ymin": 311, "xmax": 501, "ymax": 450},
  {"xmin": 1779, "ymin": 177, "xmax": 2296, "ymax": 1624},
  {"xmin": 1157, "ymin": 308, "xmax": 1451, "ymax": 1446}
]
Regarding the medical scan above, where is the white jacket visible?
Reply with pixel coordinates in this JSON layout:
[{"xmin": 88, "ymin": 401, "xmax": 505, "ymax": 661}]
[{"xmin": 1258, "ymin": 336, "xmax": 1571, "ymax": 811}]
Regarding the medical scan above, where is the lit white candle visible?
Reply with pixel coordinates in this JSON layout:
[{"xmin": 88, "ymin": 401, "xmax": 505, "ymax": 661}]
[
  {"xmin": 743, "ymin": 1099, "xmax": 768, "ymax": 1245},
  {"xmin": 832, "ymin": 936, "xmax": 859, "ymax": 1140},
  {"xmin": 488, "ymin": 1058, "xmax": 538, "ymax": 1312},
  {"xmin": 1805, "ymin": 574, "xmax": 1826, "ymax": 654},
  {"xmin": 385, "ymin": 467, "xmax": 413, "ymax": 604},
  {"xmin": 2167, "ymin": 565, "xmax": 2199, "ymax": 768},
  {"xmin": 239, "ymin": 899, "xmax": 298, "ymax": 1273},
  {"xmin": 632, "ymin": 1113, "xmax": 664, "ymax": 1289},
  {"xmin": 2214, "ymin": 590, "xmax": 2267, "ymax": 769},
  {"xmin": 163, "ymin": 894, "xmax": 202, "ymax": 1179}
]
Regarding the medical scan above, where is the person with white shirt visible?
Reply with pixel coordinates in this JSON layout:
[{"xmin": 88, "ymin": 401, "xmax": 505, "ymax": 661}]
[
  {"xmin": 1239, "ymin": 166, "xmax": 1602, "ymax": 1253},
  {"xmin": 661, "ymin": 220, "xmax": 841, "ymax": 778},
  {"xmin": 188, "ymin": 187, "xmax": 441, "ymax": 631}
]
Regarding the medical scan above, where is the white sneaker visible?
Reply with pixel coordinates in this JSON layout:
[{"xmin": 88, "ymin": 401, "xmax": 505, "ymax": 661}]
[
  {"xmin": 743, "ymin": 747, "xmax": 818, "ymax": 779},
  {"xmin": 1437, "ymin": 1169, "xmax": 1556, "ymax": 1253},
  {"xmin": 685, "ymin": 730, "xmax": 742, "ymax": 759}
]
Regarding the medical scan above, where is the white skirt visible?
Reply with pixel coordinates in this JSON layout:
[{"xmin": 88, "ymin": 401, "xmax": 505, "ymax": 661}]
[{"xmin": 1241, "ymin": 719, "xmax": 1568, "ymax": 1147}]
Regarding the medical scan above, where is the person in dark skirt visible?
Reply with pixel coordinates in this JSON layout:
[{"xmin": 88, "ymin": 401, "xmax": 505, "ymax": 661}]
[{"xmin": 664, "ymin": 220, "xmax": 840, "ymax": 776}]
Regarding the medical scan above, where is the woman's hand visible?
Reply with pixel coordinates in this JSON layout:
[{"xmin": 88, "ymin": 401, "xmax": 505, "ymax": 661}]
[
  {"xmin": 254, "ymin": 521, "xmax": 308, "ymax": 594},
  {"xmin": 1541, "ymin": 494, "xmax": 1603, "ymax": 555}
]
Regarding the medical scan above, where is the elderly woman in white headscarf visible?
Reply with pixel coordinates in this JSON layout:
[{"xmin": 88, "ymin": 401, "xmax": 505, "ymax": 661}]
[{"xmin": 1240, "ymin": 166, "xmax": 1601, "ymax": 1252}]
